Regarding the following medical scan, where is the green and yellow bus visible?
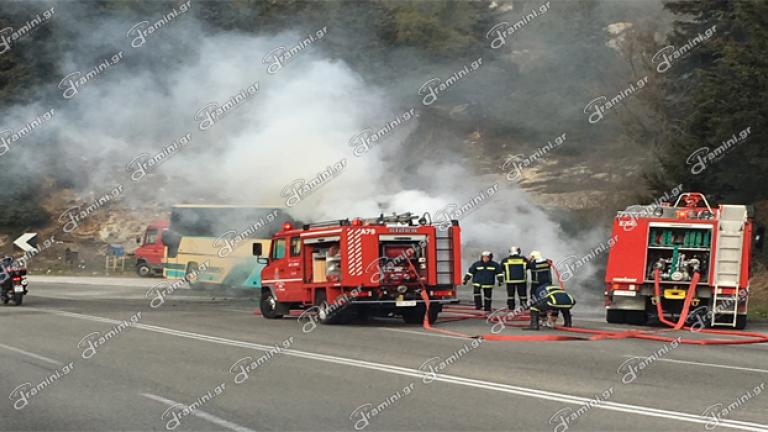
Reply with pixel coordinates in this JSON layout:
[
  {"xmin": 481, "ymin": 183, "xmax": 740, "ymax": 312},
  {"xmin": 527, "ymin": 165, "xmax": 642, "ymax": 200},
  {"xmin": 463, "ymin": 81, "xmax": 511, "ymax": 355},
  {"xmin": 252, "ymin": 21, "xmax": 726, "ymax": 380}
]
[{"xmin": 162, "ymin": 205, "xmax": 289, "ymax": 289}]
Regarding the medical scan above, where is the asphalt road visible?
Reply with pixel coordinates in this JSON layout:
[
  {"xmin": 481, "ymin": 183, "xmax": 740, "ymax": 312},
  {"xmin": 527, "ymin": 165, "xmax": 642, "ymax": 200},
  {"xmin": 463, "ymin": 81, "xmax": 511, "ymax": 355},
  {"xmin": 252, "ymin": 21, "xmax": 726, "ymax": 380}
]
[{"xmin": 2, "ymin": 277, "xmax": 768, "ymax": 432}]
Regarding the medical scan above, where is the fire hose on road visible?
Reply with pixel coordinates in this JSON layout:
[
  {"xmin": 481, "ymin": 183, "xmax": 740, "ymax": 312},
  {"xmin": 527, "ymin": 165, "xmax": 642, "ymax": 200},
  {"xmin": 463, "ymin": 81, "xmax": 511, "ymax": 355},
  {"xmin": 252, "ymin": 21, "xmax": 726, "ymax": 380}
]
[{"xmin": 418, "ymin": 265, "xmax": 768, "ymax": 345}]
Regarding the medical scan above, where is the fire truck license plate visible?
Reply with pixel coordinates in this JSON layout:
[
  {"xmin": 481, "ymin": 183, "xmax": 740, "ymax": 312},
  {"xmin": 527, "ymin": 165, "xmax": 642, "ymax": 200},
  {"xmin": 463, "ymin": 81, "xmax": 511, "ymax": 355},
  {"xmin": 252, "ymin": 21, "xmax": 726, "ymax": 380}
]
[
  {"xmin": 13, "ymin": 285, "xmax": 24, "ymax": 293},
  {"xmin": 396, "ymin": 300, "xmax": 417, "ymax": 307},
  {"xmin": 613, "ymin": 290, "xmax": 636, "ymax": 297}
]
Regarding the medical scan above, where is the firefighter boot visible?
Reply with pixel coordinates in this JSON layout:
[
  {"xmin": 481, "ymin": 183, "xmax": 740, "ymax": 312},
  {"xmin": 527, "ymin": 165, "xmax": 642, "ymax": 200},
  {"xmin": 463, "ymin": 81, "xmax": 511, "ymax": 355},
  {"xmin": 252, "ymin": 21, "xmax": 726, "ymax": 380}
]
[
  {"xmin": 562, "ymin": 310, "xmax": 573, "ymax": 328},
  {"xmin": 523, "ymin": 310, "xmax": 540, "ymax": 331},
  {"xmin": 473, "ymin": 287, "xmax": 482, "ymax": 310}
]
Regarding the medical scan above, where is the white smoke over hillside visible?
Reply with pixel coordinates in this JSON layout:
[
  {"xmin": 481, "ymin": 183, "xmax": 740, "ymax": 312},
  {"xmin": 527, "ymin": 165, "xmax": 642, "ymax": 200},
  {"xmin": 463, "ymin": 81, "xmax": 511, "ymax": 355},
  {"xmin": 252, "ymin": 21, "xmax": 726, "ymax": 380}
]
[{"xmin": 0, "ymin": 10, "xmax": 606, "ymax": 300}]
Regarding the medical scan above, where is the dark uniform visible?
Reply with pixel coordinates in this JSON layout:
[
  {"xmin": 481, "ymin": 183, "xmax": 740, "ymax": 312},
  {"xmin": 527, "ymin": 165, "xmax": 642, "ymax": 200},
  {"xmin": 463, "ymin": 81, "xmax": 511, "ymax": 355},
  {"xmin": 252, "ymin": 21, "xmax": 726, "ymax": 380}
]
[
  {"xmin": 500, "ymin": 253, "xmax": 529, "ymax": 309},
  {"xmin": 530, "ymin": 259, "xmax": 553, "ymax": 291},
  {"xmin": 463, "ymin": 257, "xmax": 504, "ymax": 311},
  {"xmin": 526, "ymin": 285, "xmax": 576, "ymax": 330}
]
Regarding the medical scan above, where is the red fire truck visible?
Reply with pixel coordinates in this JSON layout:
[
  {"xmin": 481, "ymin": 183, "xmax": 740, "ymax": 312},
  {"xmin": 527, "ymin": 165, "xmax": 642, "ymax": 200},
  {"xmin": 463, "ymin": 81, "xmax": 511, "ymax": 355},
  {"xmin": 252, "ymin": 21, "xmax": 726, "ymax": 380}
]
[
  {"xmin": 257, "ymin": 213, "xmax": 462, "ymax": 324},
  {"xmin": 605, "ymin": 192, "xmax": 754, "ymax": 329}
]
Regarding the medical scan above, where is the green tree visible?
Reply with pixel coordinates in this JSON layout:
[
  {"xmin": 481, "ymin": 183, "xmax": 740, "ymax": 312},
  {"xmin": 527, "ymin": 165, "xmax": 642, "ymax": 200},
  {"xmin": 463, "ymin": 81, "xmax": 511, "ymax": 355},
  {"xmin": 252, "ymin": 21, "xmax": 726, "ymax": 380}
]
[{"xmin": 648, "ymin": 0, "xmax": 768, "ymax": 203}]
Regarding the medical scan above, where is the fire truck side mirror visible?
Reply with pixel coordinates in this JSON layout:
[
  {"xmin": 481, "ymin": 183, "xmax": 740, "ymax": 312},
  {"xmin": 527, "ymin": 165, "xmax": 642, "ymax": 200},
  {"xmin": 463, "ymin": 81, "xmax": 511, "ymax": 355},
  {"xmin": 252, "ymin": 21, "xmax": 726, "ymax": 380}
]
[{"xmin": 252, "ymin": 243, "xmax": 263, "ymax": 257}]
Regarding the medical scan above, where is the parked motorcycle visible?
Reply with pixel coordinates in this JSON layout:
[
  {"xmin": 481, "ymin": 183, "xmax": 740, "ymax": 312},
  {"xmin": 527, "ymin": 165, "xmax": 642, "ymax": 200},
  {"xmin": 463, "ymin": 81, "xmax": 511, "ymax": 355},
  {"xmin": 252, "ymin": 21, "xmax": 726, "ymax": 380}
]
[{"xmin": 0, "ymin": 257, "xmax": 28, "ymax": 306}]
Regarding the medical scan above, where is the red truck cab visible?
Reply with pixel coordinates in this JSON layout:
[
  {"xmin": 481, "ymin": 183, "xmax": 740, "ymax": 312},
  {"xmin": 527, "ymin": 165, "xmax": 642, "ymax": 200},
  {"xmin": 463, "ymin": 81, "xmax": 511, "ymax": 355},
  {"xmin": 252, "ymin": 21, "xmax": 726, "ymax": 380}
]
[{"xmin": 135, "ymin": 220, "xmax": 169, "ymax": 277}]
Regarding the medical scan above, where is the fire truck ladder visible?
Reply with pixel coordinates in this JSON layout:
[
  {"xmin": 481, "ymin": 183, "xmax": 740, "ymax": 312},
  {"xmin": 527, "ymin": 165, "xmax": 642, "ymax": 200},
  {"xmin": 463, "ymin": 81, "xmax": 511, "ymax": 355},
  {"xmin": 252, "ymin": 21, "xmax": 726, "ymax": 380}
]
[
  {"xmin": 435, "ymin": 228, "xmax": 455, "ymax": 288},
  {"xmin": 711, "ymin": 205, "xmax": 748, "ymax": 327}
]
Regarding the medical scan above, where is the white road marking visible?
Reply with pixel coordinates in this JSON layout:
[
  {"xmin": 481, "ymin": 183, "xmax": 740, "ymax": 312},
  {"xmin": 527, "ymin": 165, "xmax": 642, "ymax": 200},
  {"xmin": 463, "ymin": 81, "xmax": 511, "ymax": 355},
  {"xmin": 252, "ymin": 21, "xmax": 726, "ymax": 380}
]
[
  {"xmin": 141, "ymin": 393, "xmax": 255, "ymax": 432},
  {"xmin": 379, "ymin": 327, "xmax": 466, "ymax": 340},
  {"xmin": 32, "ymin": 308, "xmax": 768, "ymax": 432},
  {"xmin": 222, "ymin": 308, "xmax": 254, "ymax": 314},
  {"xmin": 622, "ymin": 355, "xmax": 768, "ymax": 374},
  {"xmin": 0, "ymin": 342, "xmax": 64, "ymax": 366}
]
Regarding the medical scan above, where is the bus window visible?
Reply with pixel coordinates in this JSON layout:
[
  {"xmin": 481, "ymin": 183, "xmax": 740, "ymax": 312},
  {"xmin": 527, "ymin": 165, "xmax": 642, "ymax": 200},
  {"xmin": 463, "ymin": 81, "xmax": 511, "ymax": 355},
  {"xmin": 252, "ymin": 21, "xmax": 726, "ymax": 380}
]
[
  {"xmin": 273, "ymin": 238, "xmax": 286, "ymax": 260},
  {"xmin": 290, "ymin": 237, "xmax": 301, "ymax": 257}
]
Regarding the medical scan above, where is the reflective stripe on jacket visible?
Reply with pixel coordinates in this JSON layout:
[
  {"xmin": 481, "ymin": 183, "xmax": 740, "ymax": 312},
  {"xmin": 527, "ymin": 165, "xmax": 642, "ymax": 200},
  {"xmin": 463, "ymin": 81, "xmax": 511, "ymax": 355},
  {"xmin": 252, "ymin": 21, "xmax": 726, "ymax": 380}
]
[
  {"xmin": 466, "ymin": 260, "xmax": 504, "ymax": 287},
  {"xmin": 531, "ymin": 286, "xmax": 576, "ymax": 311}
]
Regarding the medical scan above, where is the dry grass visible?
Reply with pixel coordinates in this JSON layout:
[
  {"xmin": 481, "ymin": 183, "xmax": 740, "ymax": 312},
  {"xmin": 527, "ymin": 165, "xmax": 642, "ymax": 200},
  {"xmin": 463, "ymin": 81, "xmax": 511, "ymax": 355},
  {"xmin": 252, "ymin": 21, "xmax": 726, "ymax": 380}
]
[{"xmin": 749, "ymin": 268, "xmax": 768, "ymax": 320}]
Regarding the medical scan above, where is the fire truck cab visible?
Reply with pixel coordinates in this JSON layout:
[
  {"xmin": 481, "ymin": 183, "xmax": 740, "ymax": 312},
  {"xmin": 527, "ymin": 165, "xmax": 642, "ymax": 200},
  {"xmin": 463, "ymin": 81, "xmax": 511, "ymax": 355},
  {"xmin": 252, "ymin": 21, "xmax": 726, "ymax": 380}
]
[
  {"xmin": 605, "ymin": 192, "xmax": 753, "ymax": 329},
  {"xmin": 257, "ymin": 213, "xmax": 462, "ymax": 324}
]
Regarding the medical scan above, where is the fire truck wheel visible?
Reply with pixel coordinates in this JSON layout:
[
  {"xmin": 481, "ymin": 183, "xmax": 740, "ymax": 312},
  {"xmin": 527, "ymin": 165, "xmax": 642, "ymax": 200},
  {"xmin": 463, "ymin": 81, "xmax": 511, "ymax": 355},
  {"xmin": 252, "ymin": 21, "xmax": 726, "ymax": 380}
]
[
  {"xmin": 735, "ymin": 315, "xmax": 747, "ymax": 330},
  {"xmin": 315, "ymin": 291, "xmax": 346, "ymax": 324},
  {"xmin": 428, "ymin": 304, "xmax": 441, "ymax": 325},
  {"xmin": 402, "ymin": 304, "xmax": 435, "ymax": 325},
  {"xmin": 625, "ymin": 310, "xmax": 647, "ymax": 325},
  {"xmin": 260, "ymin": 289, "xmax": 284, "ymax": 319},
  {"xmin": 606, "ymin": 309, "xmax": 626, "ymax": 324},
  {"xmin": 136, "ymin": 262, "xmax": 152, "ymax": 278}
]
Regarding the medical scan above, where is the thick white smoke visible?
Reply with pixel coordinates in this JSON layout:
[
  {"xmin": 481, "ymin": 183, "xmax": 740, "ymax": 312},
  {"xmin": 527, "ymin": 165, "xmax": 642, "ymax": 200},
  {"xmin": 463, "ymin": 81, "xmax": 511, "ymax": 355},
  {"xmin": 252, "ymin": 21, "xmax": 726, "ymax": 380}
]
[{"xmin": 1, "ymin": 12, "xmax": 606, "ymax": 303}]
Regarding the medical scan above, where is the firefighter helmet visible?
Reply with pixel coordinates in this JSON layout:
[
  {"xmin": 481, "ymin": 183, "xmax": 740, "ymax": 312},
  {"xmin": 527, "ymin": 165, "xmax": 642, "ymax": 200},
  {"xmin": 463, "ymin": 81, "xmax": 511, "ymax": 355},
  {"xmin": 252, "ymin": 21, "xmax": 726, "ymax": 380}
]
[
  {"xmin": 480, "ymin": 250, "xmax": 493, "ymax": 260},
  {"xmin": 530, "ymin": 250, "xmax": 543, "ymax": 261},
  {"xmin": 510, "ymin": 246, "xmax": 521, "ymax": 255}
]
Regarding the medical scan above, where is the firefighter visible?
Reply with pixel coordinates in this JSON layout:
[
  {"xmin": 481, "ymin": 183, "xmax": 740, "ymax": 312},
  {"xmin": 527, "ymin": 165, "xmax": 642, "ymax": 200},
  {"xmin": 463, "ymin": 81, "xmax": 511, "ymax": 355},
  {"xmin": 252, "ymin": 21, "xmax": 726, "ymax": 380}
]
[
  {"xmin": 529, "ymin": 250, "xmax": 553, "ymax": 291},
  {"xmin": 500, "ymin": 246, "xmax": 529, "ymax": 310},
  {"xmin": 463, "ymin": 251, "xmax": 504, "ymax": 311},
  {"xmin": 524, "ymin": 285, "xmax": 576, "ymax": 330}
]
